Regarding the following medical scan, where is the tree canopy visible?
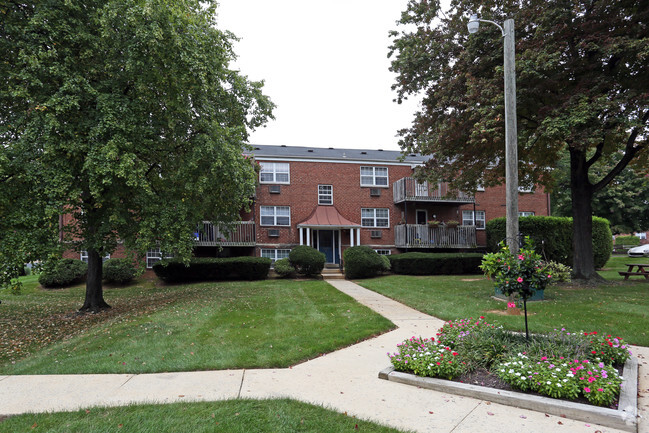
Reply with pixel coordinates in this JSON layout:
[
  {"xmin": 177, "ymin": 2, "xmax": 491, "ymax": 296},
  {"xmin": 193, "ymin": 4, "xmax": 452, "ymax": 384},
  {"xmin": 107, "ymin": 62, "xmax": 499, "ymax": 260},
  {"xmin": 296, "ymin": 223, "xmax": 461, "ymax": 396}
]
[
  {"xmin": 389, "ymin": 0, "xmax": 648, "ymax": 280},
  {"xmin": 0, "ymin": 0, "xmax": 274, "ymax": 309}
]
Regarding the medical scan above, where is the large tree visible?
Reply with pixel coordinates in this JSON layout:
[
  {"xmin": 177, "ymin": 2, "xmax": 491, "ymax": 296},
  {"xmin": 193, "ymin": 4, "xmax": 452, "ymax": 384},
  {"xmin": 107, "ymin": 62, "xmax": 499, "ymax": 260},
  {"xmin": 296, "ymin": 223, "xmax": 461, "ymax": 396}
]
[
  {"xmin": 0, "ymin": 0, "xmax": 273, "ymax": 310},
  {"xmin": 389, "ymin": 0, "xmax": 648, "ymax": 281}
]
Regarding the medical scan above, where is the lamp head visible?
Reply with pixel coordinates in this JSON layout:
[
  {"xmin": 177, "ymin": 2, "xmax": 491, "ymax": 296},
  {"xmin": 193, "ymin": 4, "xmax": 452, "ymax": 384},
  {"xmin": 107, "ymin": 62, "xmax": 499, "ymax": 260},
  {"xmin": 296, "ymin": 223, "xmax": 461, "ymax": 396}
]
[{"xmin": 467, "ymin": 14, "xmax": 479, "ymax": 34}]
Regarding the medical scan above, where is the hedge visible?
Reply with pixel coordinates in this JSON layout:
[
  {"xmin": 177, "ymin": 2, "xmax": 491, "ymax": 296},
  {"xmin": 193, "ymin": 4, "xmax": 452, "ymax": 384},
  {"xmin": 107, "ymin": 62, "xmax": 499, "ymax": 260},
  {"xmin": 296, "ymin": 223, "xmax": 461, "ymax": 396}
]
[
  {"xmin": 615, "ymin": 235, "xmax": 640, "ymax": 246},
  {"xmin": 343, "ymin": 246, "xmax": 386, "ymax": 279},
  {"xmin": 273, "ymin": 258, "xmax": 295, "ymax": 278},
  {"xmin": 485, "ymin": 216, "xmax": 613, "ymax": 269},
  {"xmin": 388, "ymin": 253, "xmax": 483, "ymax": 275},
  {"xmin": 289, "ymin": 246, "xmax": 325, "ymax": 277},
  {"xmin": 152, "ymin": 257, "xmax": 271, "ymax": 283},
  {"xmin": 103, "ymin": 258, "xmax": 138, "ymax": 284},
  {"xmin": 39, "ymin": 258, "xmax": 88, "ymax": 288}
]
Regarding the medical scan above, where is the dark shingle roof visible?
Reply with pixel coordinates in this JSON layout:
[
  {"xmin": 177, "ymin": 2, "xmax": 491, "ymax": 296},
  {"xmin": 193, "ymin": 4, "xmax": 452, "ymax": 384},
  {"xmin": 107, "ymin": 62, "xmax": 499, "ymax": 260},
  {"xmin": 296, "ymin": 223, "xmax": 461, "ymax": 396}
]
[{"xmin": 247, "ymin": 144, "xmax": 428, "ymax": 164}]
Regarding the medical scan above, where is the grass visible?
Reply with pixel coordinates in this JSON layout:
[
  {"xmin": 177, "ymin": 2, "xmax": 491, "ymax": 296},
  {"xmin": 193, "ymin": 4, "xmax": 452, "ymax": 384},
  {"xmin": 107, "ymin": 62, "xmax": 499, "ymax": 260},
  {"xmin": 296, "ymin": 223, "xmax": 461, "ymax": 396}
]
[
  {"xmin": 0, "ymin": 277, "xmax": 394, "ymax": 374},
  {"xmin": 0, "ymin": 399, "xmax": 410, "ymax": 433},
  {"xmin": 355, "ymin": 255, "xmax": 649, "ymax": 346}
]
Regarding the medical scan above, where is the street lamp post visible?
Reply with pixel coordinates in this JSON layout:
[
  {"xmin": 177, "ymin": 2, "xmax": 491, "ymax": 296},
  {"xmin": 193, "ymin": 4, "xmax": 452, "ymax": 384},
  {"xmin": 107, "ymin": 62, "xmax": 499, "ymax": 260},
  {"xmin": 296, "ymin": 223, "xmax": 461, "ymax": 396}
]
[{"xmin": 468, "ymin": 15, "xmax": 519, "ymax": 254}]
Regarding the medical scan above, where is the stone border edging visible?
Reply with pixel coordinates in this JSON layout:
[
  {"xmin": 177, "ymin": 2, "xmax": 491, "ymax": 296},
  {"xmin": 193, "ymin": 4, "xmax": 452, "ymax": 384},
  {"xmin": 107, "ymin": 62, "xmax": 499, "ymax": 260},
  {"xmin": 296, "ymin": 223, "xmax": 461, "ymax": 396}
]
[{"xmin": 379, "ymin": 356, "xmax": 638, "ymax": 432}]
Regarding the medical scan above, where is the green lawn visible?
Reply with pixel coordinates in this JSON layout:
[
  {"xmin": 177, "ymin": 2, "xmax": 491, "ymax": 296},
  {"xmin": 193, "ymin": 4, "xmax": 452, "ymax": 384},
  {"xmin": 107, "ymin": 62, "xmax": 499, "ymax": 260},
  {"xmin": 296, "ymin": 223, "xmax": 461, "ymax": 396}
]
[
  {"xmin": 0, "ymin": 277, "xmax": 394, "ymax": 374},
  {"xmin": 0, "ymin": 399, "xmax": 410, "ymax": 433},
  {"xmin": 355, "ymin": 255, "xmax": 649, "ymax": 346}
]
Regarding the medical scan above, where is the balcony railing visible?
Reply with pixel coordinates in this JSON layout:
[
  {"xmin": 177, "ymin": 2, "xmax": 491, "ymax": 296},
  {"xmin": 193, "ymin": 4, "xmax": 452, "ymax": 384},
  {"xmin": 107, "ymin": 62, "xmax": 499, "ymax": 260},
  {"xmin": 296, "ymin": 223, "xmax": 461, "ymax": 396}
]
[
  {"xmin": 195, "ymin": 221, "xmax": 256, "ymax": 247},
  {"xmin": 395, "ymin": 224, "xmax": 477, "ymax": 249},
  {"xmin": 393, "ymin": 178, "xmax": 474, "ymax": 204}
]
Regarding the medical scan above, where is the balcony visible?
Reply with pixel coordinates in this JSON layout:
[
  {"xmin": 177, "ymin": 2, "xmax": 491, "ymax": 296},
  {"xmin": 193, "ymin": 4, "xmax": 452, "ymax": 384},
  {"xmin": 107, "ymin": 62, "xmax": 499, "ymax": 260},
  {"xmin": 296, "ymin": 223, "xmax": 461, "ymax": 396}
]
[
  {"xmin": 395, "ymin": 224, "xmax": 477, "ymax": 249},
  {"xmin": 393, "ymin": 178, "xmax": 474, "ymax": 204},
  {"xmin": 195, "ymin": 221, "xmax": 256, "ymax": 247}
]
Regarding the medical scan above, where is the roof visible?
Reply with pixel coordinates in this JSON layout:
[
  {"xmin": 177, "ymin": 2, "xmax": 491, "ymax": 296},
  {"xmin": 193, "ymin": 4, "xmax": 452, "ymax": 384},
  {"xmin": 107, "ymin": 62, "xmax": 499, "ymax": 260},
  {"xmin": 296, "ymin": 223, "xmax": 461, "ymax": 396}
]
[
  {"xmin": 297, "ymin": 206, "xmax": 361, "ymax": 228},
  {"xmin": 247, "ymin": 144, "xmax": 429, "ymax": 165}
]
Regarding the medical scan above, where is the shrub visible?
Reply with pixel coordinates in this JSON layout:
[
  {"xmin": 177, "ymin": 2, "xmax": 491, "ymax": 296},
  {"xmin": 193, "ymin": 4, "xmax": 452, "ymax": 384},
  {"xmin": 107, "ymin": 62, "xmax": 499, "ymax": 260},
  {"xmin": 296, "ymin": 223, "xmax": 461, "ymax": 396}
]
[
  {"xmin": 273, "ymin": 258, "xmax": 295, "ymax": 278},
  {"xmin": 288, "ymin": 246, "xmax": 325, "ymax": 277},
  {"xmin": 615, "ymin": 235, "xmax": 639, "ymax": 246},
  {"xmin": 103, "ymin": 258, "xmax": 138, "ymax": 284},
  {"xmin": 389, "ymin": 253, "xmax": 483, "ymax": 275},
  {"xmin": 343, "ymin": 246, "xmax": 385, "ymax": 279},
  {"xmin": 485, "ymin": 216, "xmax": 613, "ymax": 268},
  {"xmin": 543, "ymin": 261, "xmax": 571, "ymax": 283},
  {"xmin": 379, "ymin": 254, "xmax": 391, "ymax": 272},
  {"xmin": 39, "ymin": 259, "xmax": 88, "ymax": 288},
  {"xmin": 153, "ymin": 257, "xmax": 270, "ymax": 283}
]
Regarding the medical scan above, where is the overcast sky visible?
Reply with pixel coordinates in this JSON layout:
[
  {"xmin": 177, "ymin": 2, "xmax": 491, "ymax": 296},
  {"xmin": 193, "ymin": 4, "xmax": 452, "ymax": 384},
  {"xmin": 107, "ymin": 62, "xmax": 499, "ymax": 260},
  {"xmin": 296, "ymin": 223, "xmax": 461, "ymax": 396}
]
[{"xmin": 216, "ymin": 1, "xmax": 422, "ymax": 151}]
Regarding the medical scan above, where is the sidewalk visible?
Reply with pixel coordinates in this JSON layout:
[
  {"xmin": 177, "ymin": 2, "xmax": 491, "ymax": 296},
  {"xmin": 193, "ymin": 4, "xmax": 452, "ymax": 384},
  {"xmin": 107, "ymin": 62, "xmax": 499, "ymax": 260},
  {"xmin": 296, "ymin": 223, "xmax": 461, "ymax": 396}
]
[{"xmin": 1, "ymin": 279, "xmax": 647, "ymax": 433}]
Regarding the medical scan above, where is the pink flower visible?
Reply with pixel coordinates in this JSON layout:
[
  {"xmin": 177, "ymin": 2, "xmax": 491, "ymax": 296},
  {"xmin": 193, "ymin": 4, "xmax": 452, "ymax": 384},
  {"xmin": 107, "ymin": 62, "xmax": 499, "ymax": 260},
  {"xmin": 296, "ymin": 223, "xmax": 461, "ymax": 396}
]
[
  {"xmin": 584, "ymin": 387, "xmax": 591, "ymax": 393},
  {"xmin": 507, "ymin": 302, "xmax": 516, "ymax": 308},
  {"xmin": 518, "ymin": 254, "xmax": 525, "ymax": 260},
  {"xmin": 517, "ymin": 277, "xmax": 523, "ymax": 283},
  {"xmin": 597, "ymin": 388, "xmax": 603, "ymax": 392}
]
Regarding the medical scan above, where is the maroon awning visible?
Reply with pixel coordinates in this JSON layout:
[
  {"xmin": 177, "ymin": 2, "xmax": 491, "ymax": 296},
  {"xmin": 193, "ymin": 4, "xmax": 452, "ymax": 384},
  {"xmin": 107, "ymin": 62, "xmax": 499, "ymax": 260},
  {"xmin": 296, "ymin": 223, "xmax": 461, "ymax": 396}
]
[{"xmin": 297, "ymin": 206, "xmax": 360, "ymax": 228}]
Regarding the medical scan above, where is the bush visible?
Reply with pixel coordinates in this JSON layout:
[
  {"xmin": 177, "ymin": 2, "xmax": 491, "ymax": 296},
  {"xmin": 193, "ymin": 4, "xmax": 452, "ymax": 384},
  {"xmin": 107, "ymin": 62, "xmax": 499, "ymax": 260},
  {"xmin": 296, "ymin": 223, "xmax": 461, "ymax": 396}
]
[
  {"xmin": 288, "ymin": 246, "xmax": 325, "ymax": 277},
  {"xmin": 39, "ymin": 259, "xmax": 88, "ymax": 288},
  {"xmin": 103, "ymin": 258, "xmax": 138, "ymax": 284},
  {"xmin": 380, "ymin": 254, "xmax": 391, "ymax": 272},
  {"xmin": 343, "ymin": 246, "xmax": 386, "ymax": 279},
  {"xmin": 485, "ymin": 216, "xmax": 613, "ymax": 268},
  {"xmin": 543, "ymin": 261, "xmax": 571, "ymax": 283},
  {"xmin": 389, "ymin": 253, "xmax": 483, "ymax": 275},
  {"xmin": 615, "ymin": 235, "xmax": 639, "ymax": 246},
  {"xmin": 273, "ymin": 258, "xmax": 295, "ymax": 278},
  {"xmin": 153, "ymin": 257, "xmax": 271, "ymax": 283}
]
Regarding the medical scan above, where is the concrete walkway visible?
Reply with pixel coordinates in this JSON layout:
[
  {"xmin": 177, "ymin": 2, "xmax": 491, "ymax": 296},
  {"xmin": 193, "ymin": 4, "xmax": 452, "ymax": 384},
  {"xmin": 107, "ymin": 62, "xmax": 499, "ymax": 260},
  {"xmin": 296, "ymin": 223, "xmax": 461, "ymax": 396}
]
[{"xmin": 1, "ymin": 279, "xmax": 647, "ymax": 433}]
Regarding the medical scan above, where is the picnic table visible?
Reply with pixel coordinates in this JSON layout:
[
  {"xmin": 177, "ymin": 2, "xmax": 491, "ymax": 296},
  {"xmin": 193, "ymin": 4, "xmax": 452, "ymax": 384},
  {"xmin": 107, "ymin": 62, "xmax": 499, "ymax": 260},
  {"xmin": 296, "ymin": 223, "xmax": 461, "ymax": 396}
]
[{"xmin": 619, "ymin": 263, "xmax": 649, "ymax": 280}]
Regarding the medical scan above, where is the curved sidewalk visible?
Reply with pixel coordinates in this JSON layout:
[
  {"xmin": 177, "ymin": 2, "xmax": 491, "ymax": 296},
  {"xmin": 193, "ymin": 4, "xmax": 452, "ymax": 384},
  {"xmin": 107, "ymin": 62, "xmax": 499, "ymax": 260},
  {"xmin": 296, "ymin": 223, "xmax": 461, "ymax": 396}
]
[{"xmin": 1, "ymin": 279, "xmax": 647, "ymax": 433}]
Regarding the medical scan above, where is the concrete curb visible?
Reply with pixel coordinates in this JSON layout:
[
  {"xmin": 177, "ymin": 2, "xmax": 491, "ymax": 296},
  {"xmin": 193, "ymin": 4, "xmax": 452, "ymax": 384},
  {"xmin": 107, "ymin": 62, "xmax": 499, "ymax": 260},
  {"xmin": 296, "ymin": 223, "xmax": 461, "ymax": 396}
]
[{"xmin": 379, "ymin": 356, "xmax": 638, "ymax": 432}]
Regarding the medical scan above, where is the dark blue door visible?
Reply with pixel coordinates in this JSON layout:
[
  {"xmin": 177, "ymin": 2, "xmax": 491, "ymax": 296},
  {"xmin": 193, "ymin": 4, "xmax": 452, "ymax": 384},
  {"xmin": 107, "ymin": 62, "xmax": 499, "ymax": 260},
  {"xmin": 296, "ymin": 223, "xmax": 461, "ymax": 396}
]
[{"xmin": 318, "ymin": 230, "xmax": 336, "ymax": 263}]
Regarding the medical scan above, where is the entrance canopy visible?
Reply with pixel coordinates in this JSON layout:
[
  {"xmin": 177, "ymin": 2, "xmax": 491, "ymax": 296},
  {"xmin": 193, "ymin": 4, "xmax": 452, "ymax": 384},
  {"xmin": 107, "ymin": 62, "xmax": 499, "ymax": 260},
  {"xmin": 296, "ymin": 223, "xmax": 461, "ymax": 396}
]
[{"xmin": 297, "ymin": 206, "xmax": 360, "ymax": 229}]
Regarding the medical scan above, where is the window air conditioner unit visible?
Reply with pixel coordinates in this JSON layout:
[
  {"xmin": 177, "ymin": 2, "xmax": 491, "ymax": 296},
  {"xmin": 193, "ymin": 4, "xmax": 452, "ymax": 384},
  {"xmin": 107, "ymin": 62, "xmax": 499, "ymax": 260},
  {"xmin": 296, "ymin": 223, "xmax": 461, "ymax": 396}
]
[
  {"xmin": 370, "ymin": 230, "xmax": 382, "ymax": 239},
  {"xmin": 269, "ymin": 185, "xmax": 281, "ymax": 194},
  {"xmin": 268, "ymin": 229, "xmax": 280, "ymax": 237},
  {"xmin": 370, "ymin": 188, "xmax": 381, "ymax": 197}
]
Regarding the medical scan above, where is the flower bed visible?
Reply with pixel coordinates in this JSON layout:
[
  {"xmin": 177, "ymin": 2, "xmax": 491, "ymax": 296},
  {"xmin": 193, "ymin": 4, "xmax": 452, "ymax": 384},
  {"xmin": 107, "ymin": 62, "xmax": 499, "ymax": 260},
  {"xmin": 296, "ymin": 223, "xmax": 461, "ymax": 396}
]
[{"xmin": 387, "ymin": 318, "xmax": 632, "ymax": 408}]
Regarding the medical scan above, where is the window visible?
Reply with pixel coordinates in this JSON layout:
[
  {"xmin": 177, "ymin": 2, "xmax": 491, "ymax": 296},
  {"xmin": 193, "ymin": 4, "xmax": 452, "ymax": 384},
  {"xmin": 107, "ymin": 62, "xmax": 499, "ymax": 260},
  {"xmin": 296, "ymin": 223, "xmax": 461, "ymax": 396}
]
[
  {"xmin": 360, "ymin": 166, "xmax": 388, "ymax": 187},
  {"xmin": 260, "ymin": 206, "xmax": 290, "ymax": 226},
  {"xmin": 461, "ymin": 210, "xmax": 486, "ymax": 229},
  {"xmin": 261, "ymin": 249, "xmax": 291, "ymax": 264},
  {"xmin": 518, "ymin": 185, "xmax": 533, "ymax": 193},
  {"xmin": 519, "ymin": 211, "xmax": 535, "ymax": 217},
  {"xmin": 361, "ymin": 208, "xmax": 389, "ymax": 227},
  {"xmin": 259, "ymin": 162, "xmax": 290, "ymax": 184},
  {"xmin": 318, "ymin": 185, "xmax": 333, "ymax": 205},
  {"xmin": 375, "ymin": 249, "xmax": 392, "ymax": 255},
  {"xmin": 637, "ymin": 232, "xmax": 647, "ymax": 240},
  {"xmin": 80, "ymin": 250, "xmax": 110, "ymax": 263},
  {"xmin": 146, "ymin": 248, "xmax": 173, "ymax": 268}
]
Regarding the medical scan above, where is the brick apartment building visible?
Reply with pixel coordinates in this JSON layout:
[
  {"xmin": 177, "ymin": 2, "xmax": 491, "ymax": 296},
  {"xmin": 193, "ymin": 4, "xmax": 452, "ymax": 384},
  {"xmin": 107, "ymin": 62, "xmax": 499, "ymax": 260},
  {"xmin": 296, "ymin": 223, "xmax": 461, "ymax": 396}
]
[{"xmin": 65, "ymin": 144, "xmax": 551, "ymax": 268}]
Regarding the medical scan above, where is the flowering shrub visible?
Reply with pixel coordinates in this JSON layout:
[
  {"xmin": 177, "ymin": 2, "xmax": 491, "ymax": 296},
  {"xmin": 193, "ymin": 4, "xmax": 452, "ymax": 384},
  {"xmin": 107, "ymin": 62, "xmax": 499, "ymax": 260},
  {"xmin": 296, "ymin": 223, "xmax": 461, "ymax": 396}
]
[
  {"xmin": 388, "ymin": 336, "xmax": 464, "ymax": 379},
  {"xmin": 480, "ymin": 237, "xmax": 551, "ymax": 300},
  {"xmin": 434, "ymin": 316, "xmax": 496, "ymax": 348},
  {"xmin": 585, "ymin": 332, "xmax": 632, "ymax": 365},
  {"xmin": 496, "ymin": 354, "xmax": 623, "ymax": 407}
]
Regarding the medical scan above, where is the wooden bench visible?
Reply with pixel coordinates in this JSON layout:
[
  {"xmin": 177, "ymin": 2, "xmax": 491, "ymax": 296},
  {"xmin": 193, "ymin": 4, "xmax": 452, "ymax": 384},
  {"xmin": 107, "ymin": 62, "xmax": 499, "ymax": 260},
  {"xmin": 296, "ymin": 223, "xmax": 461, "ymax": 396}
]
[{"xmin": 619, "ymin": 264, "xmax": 649, "ymax": 280}]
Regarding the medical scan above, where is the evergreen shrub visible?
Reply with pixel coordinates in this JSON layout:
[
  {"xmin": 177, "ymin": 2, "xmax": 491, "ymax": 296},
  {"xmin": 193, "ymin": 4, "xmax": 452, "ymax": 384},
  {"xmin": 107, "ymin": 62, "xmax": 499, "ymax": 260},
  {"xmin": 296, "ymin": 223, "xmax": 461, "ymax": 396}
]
[
  {"xmin": 38, "ymin": 259, "xmax": 88, "ymax": 288},
  {"xmin": 615, "ymin": 235, "xmax": 639, "ymax": 246},
  {"xmin": 389, "ymin": 253, "xmax": 483, "ymax": 275},
  {"xmin": 343, "ymin": 246, "xmax": 386, "ymax": 279},
  {"xmin": 103, "ymin": 258, "xmax": 138, "ymax": 284},
  {"xmin": 153, "ymin": 257, "xmax": 270, "ymax": 283},
  {"xmin": 288, "ymin": 246, "xmax": 325, "ymax": 276},
  {"xmin": 486, "ymin": 216, "xmax": 613, "ymax": 269},
  {"xmin": 273, "ymin": 258, "xmax": 295, "ymax": 278}
]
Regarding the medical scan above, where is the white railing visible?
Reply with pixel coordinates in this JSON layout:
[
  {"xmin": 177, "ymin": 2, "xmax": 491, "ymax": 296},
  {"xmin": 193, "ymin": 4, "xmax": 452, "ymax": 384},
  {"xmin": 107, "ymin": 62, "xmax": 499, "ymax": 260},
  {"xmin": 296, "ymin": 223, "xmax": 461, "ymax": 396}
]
[
  {"xmin": 393, "ymin": 178, "xmax": 474, "ymax": 204},
  {"xmin": 195, "ymin": 221, "xmax": 256, "ymax": 246},
  {"xmin": 395, "ymin": 224, "xmax": 477, "ymax": 249}
]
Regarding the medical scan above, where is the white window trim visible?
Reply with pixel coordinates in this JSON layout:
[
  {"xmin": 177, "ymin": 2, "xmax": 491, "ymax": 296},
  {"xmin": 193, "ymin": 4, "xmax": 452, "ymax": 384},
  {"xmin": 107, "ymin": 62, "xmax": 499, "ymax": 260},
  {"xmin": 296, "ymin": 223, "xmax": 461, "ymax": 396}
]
[
  {"xmin": 461, "ymin": 210, "xmax": 486, "ymax": 230},
  {"xmin": 361, "ymin": 208, "xmax": 390, "ymax": 228},
  {"xmin": 146, "ymin": 248, "xmax": 173, "ymax": 268},
  {"xmin": 360, "ymin": 166, "xmax": 389, "ymax": 187},
  {"xmin": 261, "ymin": 248, "xmax": 291, "ymax": 264},
  {"xmin": 259, "ymin": 162, "xmax": 290, "ymax": 184},
  {"xmin": 519, "ymin": 211, "xmax": 535, "ymax": 217},
  {"xmin": 318, "ymin": 185, "xmax": 333, "ymax": 205},
  {"xmin": 260, "ymin": 206, "xmax": 291, "ymax": 226},
  {"xmin": 80, "ymin": 250, "xmax": 111, "ymax": 263},
  {"xmin": 375, "ymin": 249, "xmax": 392, "ymax": 255}
]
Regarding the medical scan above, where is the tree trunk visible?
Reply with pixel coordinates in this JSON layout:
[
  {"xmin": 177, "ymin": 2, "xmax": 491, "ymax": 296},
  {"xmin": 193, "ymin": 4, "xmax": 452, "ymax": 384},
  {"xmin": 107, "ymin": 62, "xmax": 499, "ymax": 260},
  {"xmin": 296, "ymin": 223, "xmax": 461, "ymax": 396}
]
[
  {"xmin": 80, "ymin": 247, "xmax": 111, "ymax": 312},
  {"xmin": 569, "ymin": 148, "xmax": 603, "ymax": 282}
]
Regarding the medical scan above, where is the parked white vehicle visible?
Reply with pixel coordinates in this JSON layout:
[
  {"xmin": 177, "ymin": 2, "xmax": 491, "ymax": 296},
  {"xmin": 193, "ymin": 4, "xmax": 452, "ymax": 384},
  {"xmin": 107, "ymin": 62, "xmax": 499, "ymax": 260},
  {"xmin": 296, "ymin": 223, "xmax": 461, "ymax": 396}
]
[{"xmin": 627, "ymin": 244, "xmax": 649, "ymax": 258}]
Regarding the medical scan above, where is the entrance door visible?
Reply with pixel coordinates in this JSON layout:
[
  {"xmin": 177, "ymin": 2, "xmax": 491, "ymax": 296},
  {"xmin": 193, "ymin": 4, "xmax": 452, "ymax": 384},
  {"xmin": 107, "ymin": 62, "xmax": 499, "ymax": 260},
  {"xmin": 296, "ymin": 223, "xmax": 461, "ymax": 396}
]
[
  {"xmin": 416, "ymin": 209, "xmax": 428, "ymax": 225},
  {"xmin": 318, "ymin": 230, "xmax": 338, "ymax": 264}
]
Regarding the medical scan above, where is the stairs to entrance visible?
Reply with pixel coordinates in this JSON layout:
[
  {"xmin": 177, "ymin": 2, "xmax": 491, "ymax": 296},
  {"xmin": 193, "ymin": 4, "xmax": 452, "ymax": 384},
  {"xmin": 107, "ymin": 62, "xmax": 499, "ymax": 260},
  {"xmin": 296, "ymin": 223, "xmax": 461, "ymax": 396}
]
[{"xmin": 322, "ymin": 266, "xmax": 344, "ymax": 280}]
